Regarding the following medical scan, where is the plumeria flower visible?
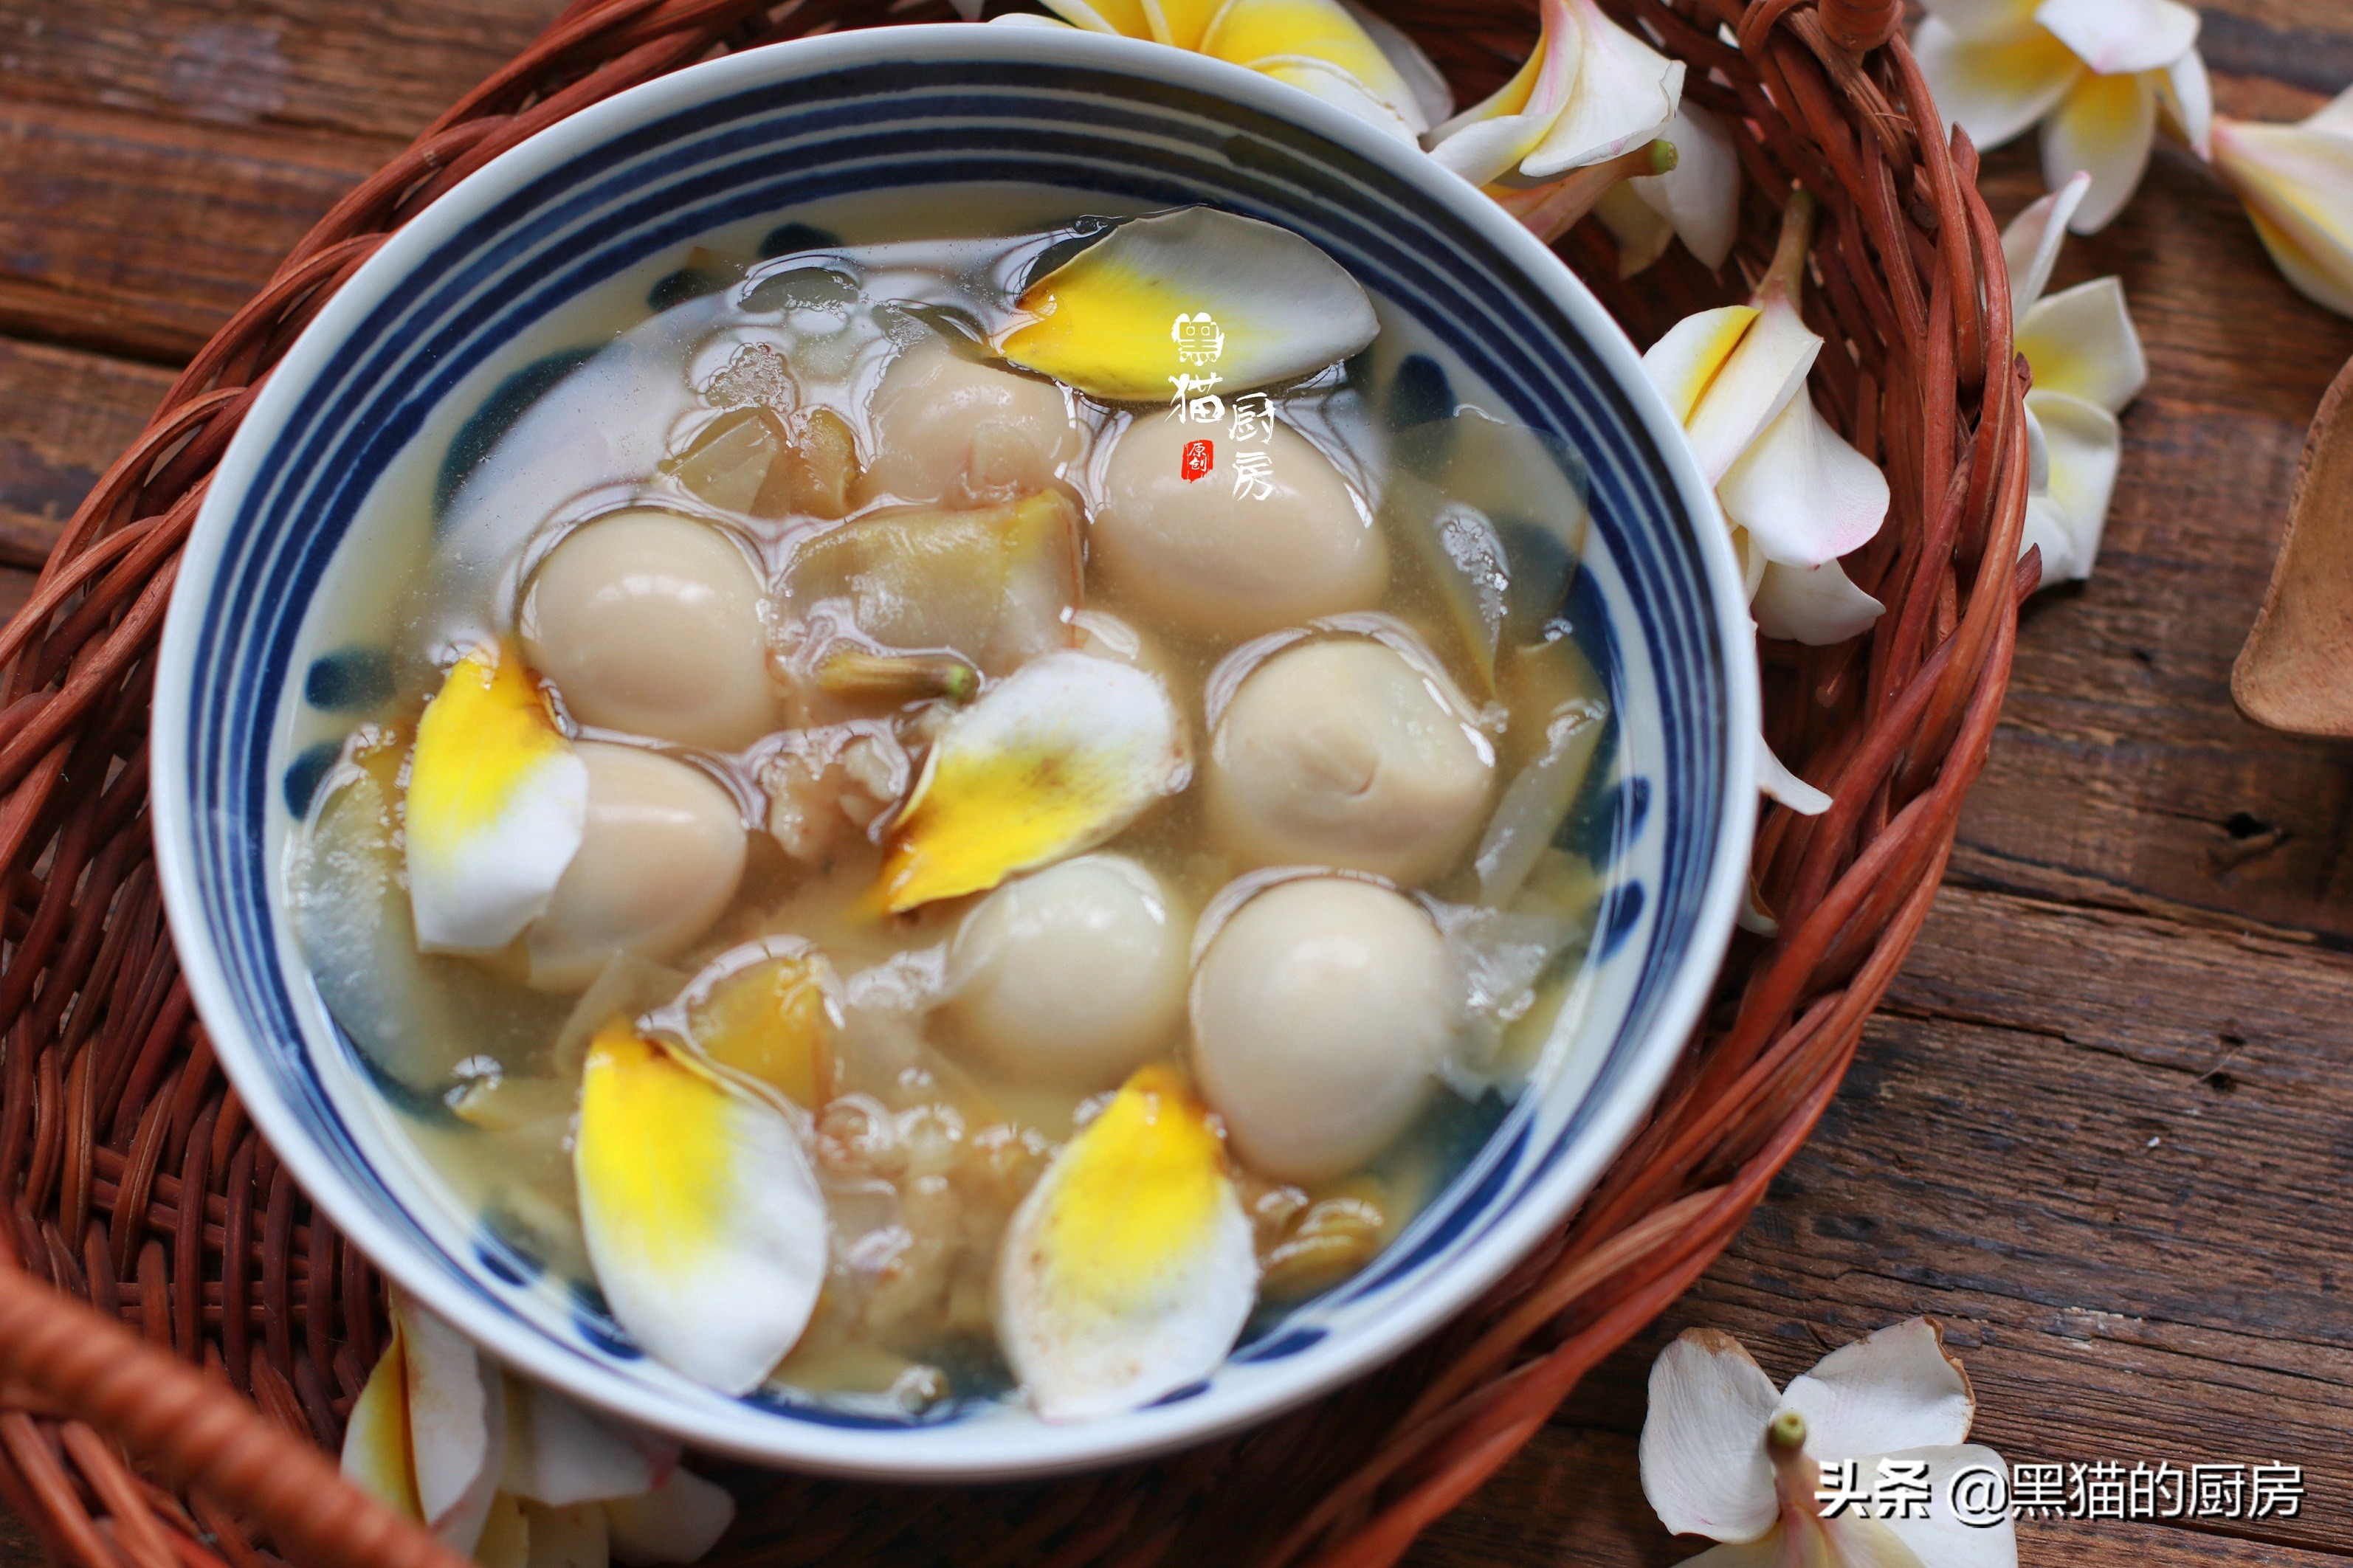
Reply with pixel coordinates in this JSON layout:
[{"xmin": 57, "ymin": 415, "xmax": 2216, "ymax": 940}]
[
  {"xmin": 1915, "ymin": 0, "xmax": 2209, "ymax": 233},
  {"xmin": 2002, "ymin": 171, "xmax": 2148, "ymax": 585},
  {"xmin": 1641, "ymin": 191, "xmax": 1890, "ymax": 816},
  {"xmin": 1427, "ymin": 0, "xmax": 1736, "ymax": 266},
  {"xmin": 2210, "ymin": 86, "xmax": 2353, "ymax": 320},
  {"xmin": 990, "ymin": 0, "xmax": 1455, "ymax": 145},
  {"xmin": 1642, "ymin": 1318, "xmax": 2016, "ymax": 1568}
]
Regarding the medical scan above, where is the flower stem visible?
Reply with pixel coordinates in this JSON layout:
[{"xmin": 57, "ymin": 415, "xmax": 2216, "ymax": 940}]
[
  {"xmin": 1761, "ymin": 187, "xmax": 1818, "ymax": 305},
  {"xmin": 1493, "ymin": 139, "xmax": 1680, "ymax": 246}
]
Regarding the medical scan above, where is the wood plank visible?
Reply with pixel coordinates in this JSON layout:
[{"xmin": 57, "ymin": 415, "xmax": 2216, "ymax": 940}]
[
  {"xmin": 0, "ymin": 339, "xmax": 174, "ymax": 569},
  {"xmin": 0, "ymin": 98, "xmax": 387, "ymax": 361},
  {"xmin": 0, "ymin": 0, "xmax": 565, "ymax": 145}
]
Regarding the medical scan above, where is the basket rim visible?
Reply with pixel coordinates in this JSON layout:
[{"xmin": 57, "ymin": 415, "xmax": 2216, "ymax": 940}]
[{"xmin": 148, "ymin": 22, "xmax": 1762, "ymax": 1482}]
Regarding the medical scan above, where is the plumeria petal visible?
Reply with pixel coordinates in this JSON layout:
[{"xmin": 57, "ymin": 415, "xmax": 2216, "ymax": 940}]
[
  {"xmin": 1754, "ymin": 559, "xmax": 1886, "ymax": 645},
  {"xmin": 996, "ymin": 1066, "xmax": 1258, "ymax": 1420},
  {"xmin": 989, "ymin": 10, "xmax": 1077, "ymax": 24},
  {"xmin": 2155, "ymin": 47, "xmax": 2211, "ymax": 159},
  {"xmin": 1254, "ymin": 58, "xmax": 1421, "ymax": 141},
  {"xmin": 342, "ymin": 1321, "xmax": 423, "ymax": 1522},
  {"xmin": 1641, "ymin": 305, "xmax": 1758, "ymax": 424},
  {"xmin": 1718, "ymin": 386, "xmax": 1891, "ymax": 568},
  {"xmin": 1201, "ymin": 0, "xmax": 1425, "ymax": 131},
  {"xmin": 405, "ymin": 643, "xmax": 588, "ymax": 954},
  {"xmin": 604, "ymin": 1470, "xmax": 737, "ymax": 1567},
  {"xmin": 1915, "ymin": 0, "xmax": 2040, "ymax": 45},
  {"xmin": 1341, "ymin": 0, "xmax": 1454, "ymax": 126},
  {"xmin": 2020, "ymin": 493, "xmax": 2078, "ymax": 586},
  {"xmin": 2025, "ymin": 387, "xmax": 2122, "ymax": 581},
  {"xmin": 1914, "ymin": 18, "xmax": 2082, "ymax": 152},
  {"xmin": 999, "ymin": 207, "xmax": 1378, "ymax": 399},
  {"xmin": 1518, "ymin": 0, "xmax": 1686, "ymax": 178},
  {"xmin": 574, "ymin": 1022, "xmax": 827, "ymax": 1395},
  {"xmin": 1999, "ymin": 170, "xmax": 2092, "ymax": 317},
  {"xmin": 2042, "ymin": 69, "xmax": 2157, "ymax": 233},
  {"xmin": 1424, "ymin": 0, "xmax": 1578, "ymax": 186},
  {"xmin": 1041, "ymin": 0, "xmax": 1154, "ymax": 34},
  {"xmin": 878, "ymin": 650, "xmax": 1188, "ymax": 912},
  {"xmin": 1597, "ymin": 184, "xmax": 1676, "ymax": 276},
  {"xmin": 1639, "ymin": 1328, "xmax": 1782, "ymax": 1543},
  {"xmin": 1145, "ymin": 0, "xmax": 1223, "ymax": 47},
  {"xmin": 2031, "ymin": 0, "xmax": 2198, "ymax": 76},
  {"xmin": 1779, "ymin": 1319, "xmax": 1974, "ymax": 1460},
  {"xmin": 1630, "ymin": 102, "xmax": 1740, "ymax": 271},
  {"xmin": 2016, "ymin": 276, "xmax": 2148, "ymax": 411},
  {"xmin": 2023, "ymin": 402, "xmax": 2052, "ymax": 494},
  {"xmin": 1684, "ymin": 290, "xmax": 1821, "ymax": 486},
  {"xmin": 1874, "ymin": 1446, "xmax": 2020, "ymax": 1568},
  {"xmin": 2210, "ymin": 108, "xmax": 2353, "ymax": 320},
  {"xmin": 1759, "ymin": 734, "xmax": 1831, "ymax": 815}
]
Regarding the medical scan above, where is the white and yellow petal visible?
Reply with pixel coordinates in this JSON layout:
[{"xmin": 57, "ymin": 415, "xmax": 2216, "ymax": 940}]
[
  {"xmin": 1753, "ymin": 559, "xmax": 1885, "ymax": 646},
  {"xmin": 575, "ymin": 1020, "xmax": 827, "ymax": 1395},
  {"xmin": 2024, "ymin": 387, "xmax": 2122, "ymax": 582},
  {"xmin": 2015, "ymin": 275, "xmax": 2147, "ymax": 412},
  {"xmin": 996, "ymin": 207, "xmax": 1378, "ymax": 400},
  {"xmin": 1915, "ymin": 0, "xmax": 2039, "ymax": 45},
  {"xmin": 1641, "ymin": 304, "xmax": 1758, "ymax": 425},
  {"xmin": 1341, "ymin": 0, "xmax": 1454, "ymax": 127},
  {"xmin": 342, "ymin": 1320, "xmax": 423, "ymax": 1524},
  {"xmin": 1253, "ymin": 58, "xmax": 1419, "ymax": 143},
  {"xmin": 1143, "ymin": 0, "xmax": 1219, "ymax": 46},
  {"xmin": 2040, "ymin": 69, "xmax": 2157, "ymax": 234},
  {"xmin": 1912, "ymin": 18, "xmax": 2082, "ymax": 152},
  {"xmin": 1424, "ymin": 0, "xmax": 1578, "ymax": 186},
  {"xmin": 1517, "ymin": 0, "xmax": 1684, "ymax": 179},
  {"xmin": 406, "ymin": 643, "xmax": 588, "ymax": 955},
  {"xmin": 2031, "ymin": 0, "xmax": 2198, "ymax": 76},
  {"xmin": 1682, "ymin": 291, "xmax": 1821, "ymax": 485},
  {"xmin": 1718, "ymin": 387, "xmax": 1889, "ymax": 570},
  {"xmin": 1778, "ymin": 1318, "xmax": 1975, "ymax": 1460},
  {"xmin": 2154, "ymin": 46, "xmax": 2211, "ymax": 158},
  {"xmin": 995, "ymin": 1066, "xmax": 1257, "ymax": 1420},
  {"xmin": 1202, "ymin": 0, "xmax": 1427, "ymax": 133},
  {"xmin": 1627, "ymin": 101, "xmax": 1739, "ymax": 272},
  {"xmin": 2211, "ymin": 102, "xmax": 2353, "ymax": 320},
  {"xmin": 878, "ymin": 649, "xmax": 1188, "ymax": 913},
  {"xmin": 1999, "ymin": 169, "xmax": 2090, "ymax": 317},
  {"xmin": 604, "ymin": 1469, "xmax": 736, "ymax": 1567},
  {"xmin": 1639, "ymin": 1327, "xmax": 1782, "ymax": 1543},
  {"xmin": 1041, "ymin": 0, "xmax": 1154, "ymax": 35}
]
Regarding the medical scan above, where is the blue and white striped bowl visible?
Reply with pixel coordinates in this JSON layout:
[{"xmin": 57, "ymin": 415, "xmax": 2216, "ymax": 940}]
[{"xmin": 154, "ymin": 24, "xmax": 1757, "ymax": 1479}]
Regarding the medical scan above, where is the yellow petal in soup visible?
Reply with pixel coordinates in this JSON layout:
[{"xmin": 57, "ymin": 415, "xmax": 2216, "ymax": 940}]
[
  {"xmin": 575, "ymin": 1020, "xmax": 827, "ymax": 1395},
  {"xmin": 682, "ymin": 944, "xmax": 838, "ymax": 1110},
  {"xmin": 878, "ymin": 651, "xmax": 1188, "ymax": 914},
  {"xmin": 996, "ymin": 1066, "xmax": 1257, "ymax": 1420},
  {"xmin": 996, "ymin": 208, "xmax": 1377, "ymax": 401},
  {"xmin": 406, "ymin": 643, "xmax": 588, "ymax": 953}
]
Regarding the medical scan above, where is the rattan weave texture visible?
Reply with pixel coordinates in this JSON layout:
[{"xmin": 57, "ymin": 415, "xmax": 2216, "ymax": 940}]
[{"xmin": 0, "ymin": 0, "xmax": 2026, "ymax": 1562}]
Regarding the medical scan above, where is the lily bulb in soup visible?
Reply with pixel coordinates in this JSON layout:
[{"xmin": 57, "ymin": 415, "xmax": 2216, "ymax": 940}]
[{"xmin": 286, "ymin": 200, "xmax": 1614, "ymax": 1421}]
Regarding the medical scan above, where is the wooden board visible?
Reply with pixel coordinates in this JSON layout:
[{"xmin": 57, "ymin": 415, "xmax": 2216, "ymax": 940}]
[{"xmin": 0, "ymin": 3, "xmax": 2349, "ymax": 1568}]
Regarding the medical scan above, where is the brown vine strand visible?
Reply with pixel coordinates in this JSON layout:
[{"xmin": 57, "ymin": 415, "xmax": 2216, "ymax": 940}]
[{"xmin": 0, "ymin": 0, "xmax": 2022, "ymax": 1561}]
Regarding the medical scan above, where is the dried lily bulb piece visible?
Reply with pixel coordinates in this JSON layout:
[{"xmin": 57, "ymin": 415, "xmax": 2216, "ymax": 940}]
[
  {"xmin": 877, "ymin": 651, "xmax": 1188, "ymax": 913},
  {"xmin": 342, "ymin": 1289, "xmax": 505, "ymax": 1554},
  {"xmin": 672, "ymin": 406, "xmax": 861, "ymax": 521},
  {"xmin": 681, "ymin": 941, "xmax": 840, "ymax": 1110},
  {"xmin": 777, "ymin": 490, "xmax": 1081, "ymax": 682},
  {"xmin": 1208, "ymin": 636, "xmax": 1493, "ymax": 883},
  {"xmin": 995, "ymin": 1066, "xmax": 1257, "ymax": 1420},
  {"xmin": 945, "ymin": 855, "xmax": 1191, "ymax": 1088},
  {"xmin": 405, "ymin": 642, "xmax": 588, "ymax": 955},
  {"xmin": 574, "ymin": 1019, "xmax": 827, "ymax": 1394},
  {"xmin": 858, "ymin": 340, "xmax": 1082, "ymax": 507},
  {"xmin": 527, "ymin": 743, "xmax": 748, "ymax": 991},
  {"xmin": 1095, "ymin": 413, "xmax": 1387, "ymax": 639},
  {"xmin": 996, "ymin": 207, "xmax": 1377, "ymax": 401},
  {"xmin": 1191, "ymin": 877, "xmax": 1449, "ymax": 1184},
  {"xmin": 522, "ymin": 510, "xmax": 778, "ymax": 752},
  {"xmin": 1258, "ymin": 1178, "xmax": 1390, "ymax": 1299}
]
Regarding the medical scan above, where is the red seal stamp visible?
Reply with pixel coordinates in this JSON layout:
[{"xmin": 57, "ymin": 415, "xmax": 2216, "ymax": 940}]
[{"xmin": 1181, "ymin": 438, "xmax": 1213, "ymax": 482}]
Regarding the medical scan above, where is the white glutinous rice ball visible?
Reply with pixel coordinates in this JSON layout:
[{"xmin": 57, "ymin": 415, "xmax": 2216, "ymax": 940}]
[
  {"xmin": 1191, "ymin": 877, "xmax": 1451, "ymax": 1184},
  {"xmin": 521, "ymin": 508, "xmax": 776, "ymax": 752},
  {"xmin": 528, "ymin": 743, "xmax": 748, "ymax": 990},
  {"xmin": 1092, "ymin": 413, "xmax": 1387, "ymax": 639},
  {"xmin": 1208, "ymin": 638, "xmax": 1492, "ymax": 884},
  {"xmin": 945, "ymin": 856, "xmax": 1189, "ymax": 1089},
  {"xmin": 858, "ymin": 340, "xmax": 1083, "ymax": 506}
]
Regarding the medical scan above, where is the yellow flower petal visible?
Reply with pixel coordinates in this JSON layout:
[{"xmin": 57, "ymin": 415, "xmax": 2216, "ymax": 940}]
[
  {"xmin": 406, "ymin": 643, "xmax": 587, "ymax": 954},
  {"xmin": 878, "ymin": 650, "xmax": 1188, "ymax": 913},
  {"xmin": 1912, "ymin": 18, "xmax": 2082, "ymax": 151},
  {"xmin": 1252, "ymin": 58, "xmax": 1419, "ymax": 142},
  {"xmin": 1424, "ymin": 0, "xmax": 1576, "ymax": 186},
  {"xmin": 1202, "ymin": 0, "xmax": 1422, "ymax": 130},
  {"xmin": 1683, "ymin": 291, "xmax": 1819, "ymax": 485},
  {"xmin": 2015, "ymin": 276, "xmax": 2146, "ymax": 412},
  {"xmin": 576, "ymin": 1022, "xmax": 826, "ymax": 1395},
  {"xmin": 996, "ymin": 207, "xmax": 1377, "ymax": 401},
  {"xmin": 2040, "ymin": 69, "xmax": 2156, "ymax": 234},
  {"xmin": 2211, "ymin": 111, "xmax": 2353, "ymax": 320},
  {"xmin": 341, "ymin": 1322, "xmax": 423, "ymax": 1523},
  {"xmin": 680, "ymin": 942, "xmax": 838, "ymax": 1111},
  {"xmin": 1640, "ymin": 304, "xmax": 1757, "ymax": 425},
  {"xmin": 1042, "ymin": 0, "xmax": 1153, "ymax": 35},
  {"xmin": 995, "ymin": 1066, "xmax": 1257, "ymax": 1420},
  {"xmin": 1145, "ymin": 0, "xmax": 1223, "ymax": 49},
  {"xmin": 1517, "ymin": 0, "xmax": 1684, "ymax": 179}
]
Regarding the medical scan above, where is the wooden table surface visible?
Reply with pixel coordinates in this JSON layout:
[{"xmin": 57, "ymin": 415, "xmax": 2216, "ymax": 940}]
[{"xmin": 4, "ymin": 2, "xmax": 2351, "ymax": 1565}]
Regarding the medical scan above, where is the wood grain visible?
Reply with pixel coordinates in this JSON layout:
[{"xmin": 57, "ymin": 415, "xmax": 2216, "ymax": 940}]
[{"xmin": 0, "ymin": 339, "xmax": 173, "ymax": 567}]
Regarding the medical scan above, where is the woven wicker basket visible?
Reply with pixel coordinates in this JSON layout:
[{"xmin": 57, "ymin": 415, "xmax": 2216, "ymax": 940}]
[{"xmin": 0, "ymin": 0, "xmax": 2027, "ymax": 1563}]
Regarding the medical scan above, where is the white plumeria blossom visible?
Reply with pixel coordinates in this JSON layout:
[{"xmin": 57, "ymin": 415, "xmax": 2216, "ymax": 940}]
[
  {"xmin": 2001, "ymin": 171, "xmax": 2148, "ymax": 586},
  {"xmin": 2211, "ymin": 86, "xmax": 2353, "ymax": 320},
  {"xmin": 1642, "ymin": 1319, "xmax": 2017, "ymax": 1568},
  {"xmin": 1914, "ymin": 0, "xmax": 2208, "ymax": 233},
  {"xmin": 1594, "ymin": 102, "xmax": 1742, "ymax": 276}
]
